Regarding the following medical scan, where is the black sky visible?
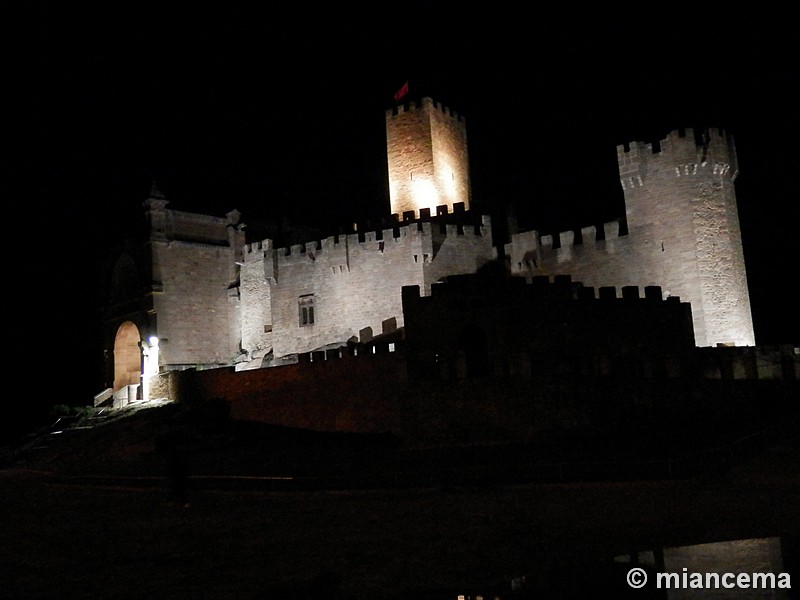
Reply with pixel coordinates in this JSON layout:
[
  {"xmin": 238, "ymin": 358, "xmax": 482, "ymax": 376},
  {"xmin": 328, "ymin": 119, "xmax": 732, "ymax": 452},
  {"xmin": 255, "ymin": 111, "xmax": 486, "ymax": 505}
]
[{"xmin": 10, "ymin": 8, "xmax": 799, "ymax": 418}]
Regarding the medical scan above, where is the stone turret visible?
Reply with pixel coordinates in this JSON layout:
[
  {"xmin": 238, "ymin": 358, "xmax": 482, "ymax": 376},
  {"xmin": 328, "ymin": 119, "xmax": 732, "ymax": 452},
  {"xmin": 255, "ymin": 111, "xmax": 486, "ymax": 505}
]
[{"xmin": 617, "ymin": 128, "xmax": 753, "ymax": 347}]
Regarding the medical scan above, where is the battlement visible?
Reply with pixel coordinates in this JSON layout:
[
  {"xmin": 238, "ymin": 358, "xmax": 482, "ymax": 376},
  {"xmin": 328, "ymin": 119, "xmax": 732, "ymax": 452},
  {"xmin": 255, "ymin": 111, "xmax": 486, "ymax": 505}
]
[
  {"xmin": 406, "ymin": 271, "xmax": 697, "ymax": 369},
  {"xmin": 617, "ymin": 128, "xmax": 739, "ymax": 189},
  {"xmin": 242, "ymin": 238, "xmax": 274, "ymax": 261},
  {"xmin": 296, "ymin": 340, "xmax": 402, "ymax": 365},
  {"xmin": 538, "ymin": 219, "xmax": 624, "ymax": 251},
  {"xmin": 428, "ymin": 272, "xmax": 679, "ymax": 306},
  {"xmin": 148, "ymin": 202, "xmax": 242, "ymax": 247},
  {"xmin": 242, "ymin": 206, "xmax": 492, "ymax": 264},
  {"xmin": 388, "ymin": 201, "xmax": 488, "ymax": 226},
  {"xmin": 386, "ymin": 96, "xmax": 465, "ymax": 123}
]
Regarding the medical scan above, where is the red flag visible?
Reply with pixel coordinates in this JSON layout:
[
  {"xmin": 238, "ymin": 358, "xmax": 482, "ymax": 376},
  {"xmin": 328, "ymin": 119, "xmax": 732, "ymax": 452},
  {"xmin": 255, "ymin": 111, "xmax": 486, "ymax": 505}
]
[{"xmin": 393, "ymin": 80, "xmax": 409, "ymax": 101}]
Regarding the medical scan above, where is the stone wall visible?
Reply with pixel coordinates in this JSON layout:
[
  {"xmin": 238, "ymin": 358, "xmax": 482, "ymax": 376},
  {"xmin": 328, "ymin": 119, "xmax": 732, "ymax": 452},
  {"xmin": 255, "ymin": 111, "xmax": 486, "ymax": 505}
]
[
  {"xmin": 187, "ymin": 349, "xmax": 406, "ymax": 435},
  {"xmin": 153, "ymin": 347, "xmax": 798, "ymax": 446},
  {"xmin": 146, "ymin": 199, "xmax": 244, "ymax": 368},
  {"xmin": 505, "ymin": 128, "xmax": 754, "ymax": 348},
  {"xmin": 239, "ymin": 210, "xmax": 494, "ymax": 360},
  {"xmin": 386, "ymin": 97, "xmax": 470, "ymax": 217}
]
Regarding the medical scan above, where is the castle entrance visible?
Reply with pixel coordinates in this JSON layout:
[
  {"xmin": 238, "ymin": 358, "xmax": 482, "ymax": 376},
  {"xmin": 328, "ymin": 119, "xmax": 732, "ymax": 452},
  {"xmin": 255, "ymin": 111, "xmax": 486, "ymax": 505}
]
[{"xmin": 113, "ymin": 321, "xmax": 142, "ymax": 405}]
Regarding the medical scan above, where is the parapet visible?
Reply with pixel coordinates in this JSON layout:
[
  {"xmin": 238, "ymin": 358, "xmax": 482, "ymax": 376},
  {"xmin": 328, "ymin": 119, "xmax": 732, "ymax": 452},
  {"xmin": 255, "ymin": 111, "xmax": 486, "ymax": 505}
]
[
  {"xmin": 527, "ymin": 278, "xmax": 682, "ymax": 307},
  {"xmin": 242, "ymin": 207, "xmax": 492, "ymax": 267},
  {"xmin": 389, "ymin": 202, "xmax": 488, "ymax": 230},
  {"xmin": 386, "ymin": 96, "xmax": 465, "ymax": 123},
  {"xmin": 539, "ymin": 219, "xmax": 623, "ymax": 251},
  {"xmin": 243, "ymin": 238, "xmax": 275, "ymax": 262},
  {"xmin": 617, "ymin": 127, "xmax": 739, "ymax": 187},
  {"xmin": 415, "ymin": 273, "xmax": 683, "ymax": 309},
  {"xmin": 150, "ymin": 205, "xmax": 238, "ymax": 247}
]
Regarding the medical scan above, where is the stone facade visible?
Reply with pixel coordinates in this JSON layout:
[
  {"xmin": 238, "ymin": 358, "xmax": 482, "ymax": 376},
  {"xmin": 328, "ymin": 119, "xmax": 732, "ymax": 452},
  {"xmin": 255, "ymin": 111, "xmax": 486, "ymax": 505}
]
[
  {"xmin": 103, "ymin": 101, "xmax": 757, "ymax": 400},
  {"xmin": 103, "ymin": 191, "xmax": 245, "ymax": 399},
  {"xmin": 239, "ymin": 209, "xmax": 495, "ymax": 365},
  {"xmin": 506, "ymin": 128, "xmax": 754, "ymax": 347},
  {"xmin": 147, "ymin": 198, "xmax": 243, "ymax": 367},
  {"xmin": 386, "ymin": 97, "xmax": 471, "ymax": 218}
]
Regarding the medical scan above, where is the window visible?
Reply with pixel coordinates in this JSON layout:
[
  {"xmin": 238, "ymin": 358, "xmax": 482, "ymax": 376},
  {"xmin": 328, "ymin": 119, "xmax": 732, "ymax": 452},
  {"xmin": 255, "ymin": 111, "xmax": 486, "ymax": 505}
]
[{"xmin": 299, "ymin": 294, "xmax": 315, "ymax": 326}]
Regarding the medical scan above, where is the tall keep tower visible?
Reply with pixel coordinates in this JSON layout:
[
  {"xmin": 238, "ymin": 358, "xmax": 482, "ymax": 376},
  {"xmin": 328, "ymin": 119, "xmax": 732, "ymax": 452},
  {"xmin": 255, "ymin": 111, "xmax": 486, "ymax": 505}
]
[
  {"xmin": 386, "ymin": 97, "xmax": 471, "ymax": 218},
  {"xmin": 618, "ymin": 128, "xmax": 755, "ymax": 347}
]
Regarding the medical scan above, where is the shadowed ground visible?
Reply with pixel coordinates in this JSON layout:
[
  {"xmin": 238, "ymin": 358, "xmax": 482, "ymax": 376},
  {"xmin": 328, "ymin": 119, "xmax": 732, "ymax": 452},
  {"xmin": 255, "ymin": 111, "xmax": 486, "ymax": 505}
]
[{"xmin": 2, "ymin": 401, "xmax": 798, "ymax": 599}]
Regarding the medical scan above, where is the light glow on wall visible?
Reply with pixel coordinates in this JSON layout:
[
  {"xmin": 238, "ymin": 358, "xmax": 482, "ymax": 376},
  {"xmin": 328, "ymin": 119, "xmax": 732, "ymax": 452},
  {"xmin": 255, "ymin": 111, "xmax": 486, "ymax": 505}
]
[
  {"xmin": 410, "ymin": 177, "xmax": 440, "ymax": 215},
  {"xmin": 438, "ymin": 161, "xmax": 458, "ymax": 205},
  {"xmin": 143, "ymin": 336, "xmax": 159, "ymax": 401}
]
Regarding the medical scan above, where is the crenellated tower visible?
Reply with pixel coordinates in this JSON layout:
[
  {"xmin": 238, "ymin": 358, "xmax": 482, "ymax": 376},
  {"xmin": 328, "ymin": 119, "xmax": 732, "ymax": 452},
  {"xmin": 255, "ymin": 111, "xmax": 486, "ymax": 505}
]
[
  {"xmin": 386, "ymin": 97, "xmax": 471, "ymax": 219},
  {"xmin": 505, "ymin": 127, "xmax": 755, "ymax": 348},
  {"xmin": 617, "ymin": 128, "xmax": 754, "ymax": 347}
]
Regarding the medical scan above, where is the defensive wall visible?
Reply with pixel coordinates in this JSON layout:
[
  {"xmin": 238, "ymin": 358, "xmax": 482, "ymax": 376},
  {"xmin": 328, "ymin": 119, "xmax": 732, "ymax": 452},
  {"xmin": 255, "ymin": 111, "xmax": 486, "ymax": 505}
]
[
  {"xmin": 147, "ymin": 271, "xmax": 797, "ymax": 445},
  {"xmin": 402, "ymin": 274, "xmax": 697, "ymax": 381},
  {"xmin": 505, "ymin": 128, "xmax": 754, "ymax": 348},
  {"xmin": 148, "ymin": 340, "xmax": 798, "ymax": 447},
  {"xmin": 238, "ymin": 204, "xmax": 494, "ymax": 360}
]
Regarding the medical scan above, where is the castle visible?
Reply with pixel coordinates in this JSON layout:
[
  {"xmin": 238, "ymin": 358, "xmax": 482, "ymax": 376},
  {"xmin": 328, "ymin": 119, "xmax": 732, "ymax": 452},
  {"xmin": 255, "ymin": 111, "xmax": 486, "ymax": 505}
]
[{"xmin": 100, "ymin": 96, "xmax": 756, "ymax": 406}]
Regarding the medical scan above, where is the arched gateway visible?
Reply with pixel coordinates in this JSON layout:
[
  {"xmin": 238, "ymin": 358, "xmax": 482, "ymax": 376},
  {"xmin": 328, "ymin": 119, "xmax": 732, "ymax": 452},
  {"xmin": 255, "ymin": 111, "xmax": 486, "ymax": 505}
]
[{"xmin": 113, "ymin": 321, "xmax": 142, "ymax": 407}]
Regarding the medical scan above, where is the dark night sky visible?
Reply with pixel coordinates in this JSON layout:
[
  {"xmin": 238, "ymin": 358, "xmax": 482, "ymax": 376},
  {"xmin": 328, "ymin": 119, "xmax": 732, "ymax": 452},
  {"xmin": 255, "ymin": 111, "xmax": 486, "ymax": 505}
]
[{"xmin": 9, "ymin": 7, "xmax": 799, "ymax": 420}]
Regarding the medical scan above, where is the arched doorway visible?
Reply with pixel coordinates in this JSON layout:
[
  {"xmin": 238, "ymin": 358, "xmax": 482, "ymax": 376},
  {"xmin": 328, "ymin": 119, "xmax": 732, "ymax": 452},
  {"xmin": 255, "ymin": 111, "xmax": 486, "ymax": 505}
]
[{"xmin": 113, "ymin": 321, "xmax": 142, "ymax": 405}]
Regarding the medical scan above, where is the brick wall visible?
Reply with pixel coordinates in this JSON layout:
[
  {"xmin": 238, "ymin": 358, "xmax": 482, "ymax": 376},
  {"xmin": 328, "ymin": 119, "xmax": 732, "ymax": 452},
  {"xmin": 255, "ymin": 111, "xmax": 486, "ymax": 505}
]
[{"xmin": 386, "ymin": 97, "xmax": 470, "ymax": 217}]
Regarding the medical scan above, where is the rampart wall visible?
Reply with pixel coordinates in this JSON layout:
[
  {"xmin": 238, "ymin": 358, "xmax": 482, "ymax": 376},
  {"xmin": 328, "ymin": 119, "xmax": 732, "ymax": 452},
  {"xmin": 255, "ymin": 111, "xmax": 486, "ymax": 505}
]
[
  {"xmin": 403, "ymin": 275, "xmax": 696, "ymax": 382},
  {"xmin": 151, "ymin": 342, "xmax": 797, "ymax": 446},
  {"xmin": 179, "ymin": 349, "xmax": 406, "ymax": 435},
  {"xmin": 240, "ymin": 205, "xmax": 494, "ymax": 360}
]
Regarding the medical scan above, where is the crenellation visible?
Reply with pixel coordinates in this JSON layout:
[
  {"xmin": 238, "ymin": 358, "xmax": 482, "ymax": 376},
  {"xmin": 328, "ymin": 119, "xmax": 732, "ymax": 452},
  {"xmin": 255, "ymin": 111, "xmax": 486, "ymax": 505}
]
[
  {"xmin": 621, "ymin": 285, "xmax": 640, "ymax": 300},
  {"xmin": 619, "ymin": 128, "xmax": 738, "ymax": 190},
  {"xmin": 599, "ymin": 286, "xmax": 617, "ymax": 300},
  {"xmin": 644, "ymin": 285, "xmax": 663, "ymax": 301},
  {"xmin": 244, "ymin": 238, "xmax": 273, "ymax": 261},
  {"xmin": 438, "ymin": 274, "xmax": 685, "ymax": 311},
  {"xmin": 603, "ymin": 220, "xmax": 621, "ymax": 239},
  {"xmin": 536, "ymin": 220, "xmax": 624, "ymax": 259},
  {"xmin": 319, "ymin": 235, "xmax": 338, "ymax": 250}
]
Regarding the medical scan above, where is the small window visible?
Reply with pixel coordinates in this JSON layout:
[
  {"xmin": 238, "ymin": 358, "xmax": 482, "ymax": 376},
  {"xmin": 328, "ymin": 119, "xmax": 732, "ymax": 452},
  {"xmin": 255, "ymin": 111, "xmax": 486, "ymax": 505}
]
[{"xmin": 299, "ymin": 294, "xmax": 315, "ymax": 326}]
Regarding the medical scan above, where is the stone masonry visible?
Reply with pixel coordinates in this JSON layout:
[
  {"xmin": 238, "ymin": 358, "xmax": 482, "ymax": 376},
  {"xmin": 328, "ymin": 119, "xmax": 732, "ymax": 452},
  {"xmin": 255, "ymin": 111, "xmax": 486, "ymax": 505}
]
[{"xmin": 506, "ymin": 128, "xmax": 754, "ymax": 347}]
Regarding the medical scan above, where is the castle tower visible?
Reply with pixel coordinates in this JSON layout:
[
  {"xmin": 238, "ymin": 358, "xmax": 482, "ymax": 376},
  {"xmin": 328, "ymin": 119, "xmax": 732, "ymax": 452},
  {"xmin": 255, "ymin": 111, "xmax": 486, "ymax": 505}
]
[
  {"xmin": 617, "ymin": 128, "xmax": 755, "ymax": 347},
  {"xmin": 385, "ymin": 97, "xmax": 471, "ymax": 218}
]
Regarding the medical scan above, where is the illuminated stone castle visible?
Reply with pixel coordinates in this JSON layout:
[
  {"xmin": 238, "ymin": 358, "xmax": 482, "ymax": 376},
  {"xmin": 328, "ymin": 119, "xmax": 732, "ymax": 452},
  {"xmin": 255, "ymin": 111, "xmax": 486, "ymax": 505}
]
[
  {"xmin": 506, "ymin": 128, "xmax": 754, "ymax": 347},
  {"xmin": 101, "ymin": 97, "xmax": 755, "ymax": 403}
]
